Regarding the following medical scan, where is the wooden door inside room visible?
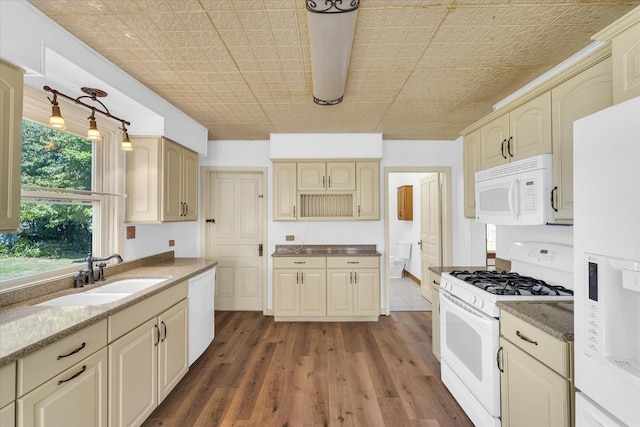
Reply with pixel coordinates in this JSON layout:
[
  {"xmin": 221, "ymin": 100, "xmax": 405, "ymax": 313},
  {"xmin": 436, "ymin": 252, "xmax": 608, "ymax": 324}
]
[
  {"xmin": 202, "ymin": 169, "xmax": 266, "ymax": 311},
  {"xmin": 420, "ymin": 174, "xmax": 442, "ymax": 303}
]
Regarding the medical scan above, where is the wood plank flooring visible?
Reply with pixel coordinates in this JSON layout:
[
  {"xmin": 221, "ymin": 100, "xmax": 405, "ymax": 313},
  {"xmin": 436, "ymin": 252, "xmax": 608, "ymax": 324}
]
[{"xmin": 142, "ymin": 311, "xmax": 473, "ymax": 427}]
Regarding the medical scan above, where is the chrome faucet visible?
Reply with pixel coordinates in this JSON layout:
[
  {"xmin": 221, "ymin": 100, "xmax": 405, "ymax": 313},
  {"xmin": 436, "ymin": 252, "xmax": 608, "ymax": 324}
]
[{"xmin": 74, "ymin": 253, "xmax": 124, "ymax": 288}]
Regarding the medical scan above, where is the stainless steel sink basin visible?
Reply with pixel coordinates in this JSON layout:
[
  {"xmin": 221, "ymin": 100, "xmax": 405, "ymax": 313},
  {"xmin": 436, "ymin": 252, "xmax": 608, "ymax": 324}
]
[{"xmin": 36, "ymin": 277, "xmax": 168, "ymax": 307}]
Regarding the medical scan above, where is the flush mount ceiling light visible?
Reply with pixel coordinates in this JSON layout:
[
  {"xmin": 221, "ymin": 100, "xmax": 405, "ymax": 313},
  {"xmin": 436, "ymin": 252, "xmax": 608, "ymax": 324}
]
[
  {"xmin": 44, "ymin": 85, "xmax": 133, "ymax": 150},
  {"xmin": 307, "ymin": 0, "xmax": 359, "ymax": 106}
]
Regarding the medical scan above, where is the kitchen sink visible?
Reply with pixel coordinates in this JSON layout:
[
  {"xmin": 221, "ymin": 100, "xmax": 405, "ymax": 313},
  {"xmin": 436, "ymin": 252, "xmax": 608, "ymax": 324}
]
[
  {"xmin": 36, "ymin": 292, "xmax": 130, "ymax": 306},
  {"xmin": 36, "ymin": 277, "xmax": 168, "ymax": 307},
  {"xmin": 87, "ymin": 278, "xmax": 167, "ymax": 294}
]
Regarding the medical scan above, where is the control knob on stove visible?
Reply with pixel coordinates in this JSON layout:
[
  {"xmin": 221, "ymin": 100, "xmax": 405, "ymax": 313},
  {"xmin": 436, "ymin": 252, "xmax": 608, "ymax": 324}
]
[{"xmin": 471, "ymin": 295, "xmax": 477, "ymax": 305}]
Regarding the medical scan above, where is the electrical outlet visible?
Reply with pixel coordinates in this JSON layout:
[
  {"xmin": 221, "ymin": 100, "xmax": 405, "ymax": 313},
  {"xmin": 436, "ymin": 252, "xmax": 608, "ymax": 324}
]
[
  {"xmin": 285, "ymin": 235, "xmax": 294, "ymax": 241},
  {"xmin": 168, "ymin": 240, "xmax": 175, "ymax": 247},
  {"xmin": 126, "ymin": 226, "xmax": 136, "ymax": 239}
]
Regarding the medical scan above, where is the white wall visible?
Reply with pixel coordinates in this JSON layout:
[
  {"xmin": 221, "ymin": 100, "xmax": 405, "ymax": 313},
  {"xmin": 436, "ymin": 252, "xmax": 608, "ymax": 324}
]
[{"xmin": 123, "ymin": 222, "xmax": 200, "ymax": 260}]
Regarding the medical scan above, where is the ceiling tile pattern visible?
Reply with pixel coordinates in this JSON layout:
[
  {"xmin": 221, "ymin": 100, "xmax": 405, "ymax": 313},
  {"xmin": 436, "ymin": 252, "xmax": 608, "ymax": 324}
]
[{"xmin": 27, "ymin": 0, "xmax": 638, "ymax": 140}]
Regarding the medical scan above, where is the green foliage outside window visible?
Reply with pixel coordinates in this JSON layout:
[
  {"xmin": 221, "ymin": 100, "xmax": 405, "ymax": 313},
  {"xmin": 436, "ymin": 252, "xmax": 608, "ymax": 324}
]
[{"xmin": 0, "ymin": 120, "xmax": 93, "ymax": 261}]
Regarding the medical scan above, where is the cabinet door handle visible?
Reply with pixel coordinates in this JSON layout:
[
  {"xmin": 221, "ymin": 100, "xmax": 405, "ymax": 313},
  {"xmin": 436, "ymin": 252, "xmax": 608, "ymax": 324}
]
[
  {"xmin": 550, "ymin": 186, "xmax": 558, "ymax": 212},
  {"xmin": 293, "ymin": 261, "xmax": 306, "ymax": 264},
  {"xmin": 496, "ymin": 346, "xmax": 504, "ymax": 372},
  {"xmin": 57, "ymin": 342, "xmax": 86, "ymax": 360},
  {"xmin": 354, "ymin": 272, "xmax": 358, "ymax": 284},
  {"xmin": 507, "ymin": 136, "xmax": 513, "ymax": 157},
  {"xmin": 349, "ymin": 272, "xmax": 353, "ymax": 284},
  {"xmin": 293, "ymin": 205, "xmax": 296, "ymax": 218},
  {"xmin": 328, "ymin": 176, "xmax": 331, "ymax": 188},
  {"xmin": 347, "ymin": 261, "xmax": 360, "ymax": 264},
  {"xmin": 516, "ymin": 330, "xmax": 538, "ymax": 345},
  {"xmin": 57, "ymin": 365, "xmax": 87, "ymax": 385},
  {"xmin": 161, "ymin": 321, "xmax": 168, "ymax": 342},
  {"xmin": 300, "ymin": 272, "xmax": 304, "ymax": 284},
  {"xmin": 154, "ymin": 324, "xmax": 161, "ymax": 346},
  {"xmin": 184, "ymin": 203, "xmax": 188, "ymax": 216},
  {"xmin": 296, "ymin": 272, "xmax": 299, "ymax": 284},
  {"xmin": 501, "ymin": 139, "xmax": 507, "ymax": 159}
]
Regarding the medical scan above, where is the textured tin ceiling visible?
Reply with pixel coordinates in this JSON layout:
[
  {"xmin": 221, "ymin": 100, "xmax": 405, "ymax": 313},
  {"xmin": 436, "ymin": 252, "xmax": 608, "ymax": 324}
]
[{"xmin": 26, "ymin": 0, "xmax": 638, "ymax": 140}]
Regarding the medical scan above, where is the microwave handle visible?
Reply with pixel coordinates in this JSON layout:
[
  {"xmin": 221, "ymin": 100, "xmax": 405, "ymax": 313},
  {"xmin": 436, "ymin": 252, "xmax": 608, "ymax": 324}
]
[{"xmin": 508, "ymin": 179, "xmax": 520, "ymax": 218}]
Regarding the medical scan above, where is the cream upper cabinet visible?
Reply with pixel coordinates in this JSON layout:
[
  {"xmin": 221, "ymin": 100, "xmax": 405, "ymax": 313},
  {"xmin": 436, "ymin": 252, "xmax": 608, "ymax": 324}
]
[
  {"xmin": 298, "ymin": 162, "xmax": 355, "ymax": 191},
  {"xmin": 480, "ymin": 92, "xmax": 551, "ymax": 170},
  {"xmin": 594, "ymin": 8, "xmax": 640, "ymax": 104},
  {"xmin": 327, "ymin": 257, "xmax": 380, "ymax": 317},
  {"xmin": 273, "ymin": 257, "xmax": 327, "ymax": 318},
  {"xmin": 162, "ymin": 139, "xmax": 198, "ymax": 221},
  {"xmin": 463, "ymin": 128, "xmax": 480, "ymax": 218},
  {"xmin": 273, "ymin": 162, "xmax": 297, "ymax": 220},
  {"xmin": 356, "ymin": 161, "xmax": 379, "ymax": 220},
  {"xmin": 499, "ymin": 311, "xmax": 572, "ymax": 427},
  {"xmin": 273, "ymin": 160, "xmax": 379, "ymax": 221},
  {"xmin": 0, "ymin": 60, "xmax": 24, "ymax": 232},
  {"xmin": 551, "ymin": 57, "xmax": 612, "ymax": 221},
  {"xmin": 126, "ymin": 136, "xmax": 198, "ymax": 222}
]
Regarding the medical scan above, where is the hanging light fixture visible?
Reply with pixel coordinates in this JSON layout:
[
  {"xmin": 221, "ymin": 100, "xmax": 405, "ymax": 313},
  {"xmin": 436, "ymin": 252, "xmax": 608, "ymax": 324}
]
[
  {"xmin": 48, "ymin": 92, "xmax": 66, "ymax": 130},
  {"xmin": 44, "ymin": 85, "xmax": 132, "ymax": 150},
  {"xmin": 86, "ymin": 109, "xmax": 102, "ymax": 141},
  {"xmin": 306, "ymin": 0, "xmax": 359, "ymax": 105}
]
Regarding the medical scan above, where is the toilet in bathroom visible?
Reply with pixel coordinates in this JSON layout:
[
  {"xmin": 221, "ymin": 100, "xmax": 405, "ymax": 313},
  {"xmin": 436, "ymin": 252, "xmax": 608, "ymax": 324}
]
[{"xmin": 390, "ymin": 241, "xmax": 412, "ymax": 279}]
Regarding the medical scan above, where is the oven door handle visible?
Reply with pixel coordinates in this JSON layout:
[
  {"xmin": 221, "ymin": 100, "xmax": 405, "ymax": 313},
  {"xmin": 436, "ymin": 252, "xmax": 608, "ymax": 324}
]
[{"xmin": 441, "ymin": 290, "xmax": 495, "ymax": 324}]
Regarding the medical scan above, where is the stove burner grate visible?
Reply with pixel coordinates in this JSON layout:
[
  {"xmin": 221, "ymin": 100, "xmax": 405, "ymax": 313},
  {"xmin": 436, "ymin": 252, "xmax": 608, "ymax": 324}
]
[{"xmin": 448, "ymin": 270, "xmax": 573, "ymax": 296}]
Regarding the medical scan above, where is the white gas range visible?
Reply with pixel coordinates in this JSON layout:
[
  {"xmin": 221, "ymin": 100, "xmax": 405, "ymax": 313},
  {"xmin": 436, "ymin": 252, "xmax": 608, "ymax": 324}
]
[{"xmin": 439, "ymin": 242, "xmax": 574, "ymax": 427}]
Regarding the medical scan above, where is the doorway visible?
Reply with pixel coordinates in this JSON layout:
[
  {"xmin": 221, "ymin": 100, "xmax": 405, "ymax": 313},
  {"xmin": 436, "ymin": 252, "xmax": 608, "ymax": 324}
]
[
  {"xmin": 201, "ymin": 167, "xmax": 268, "ymax": 312},
  {"xmin": 385, "ymin": 167, "xmax": 452, "ymax": 314}
]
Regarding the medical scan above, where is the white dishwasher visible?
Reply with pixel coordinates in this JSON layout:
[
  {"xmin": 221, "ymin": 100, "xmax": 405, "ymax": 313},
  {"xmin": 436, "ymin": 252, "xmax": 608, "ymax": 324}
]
[{"xmin": 188, "ymin": 267, "xmax": 215, "ymax": 366}]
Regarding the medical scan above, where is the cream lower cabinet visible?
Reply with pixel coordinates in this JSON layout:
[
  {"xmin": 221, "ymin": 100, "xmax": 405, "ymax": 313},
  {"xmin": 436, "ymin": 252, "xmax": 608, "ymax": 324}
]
[
  {"xmin": 0, "ymin": 362, "xmax": 16, "ymax": 427},
  {"xmin": 430, "ymin": 273, "xmax": 441, "ymax": 361},
  {"xmin": 327, "ymin": 257, "xmax": 380, "ymax": 317},
  {"xmin": 273, "ymin": 257, "xmax": 326, "ymax": 318},
  {"xmin": 0, "ymin": 60, "xmax": 24, "ymax": 232},
  {"xmin": 16, "ymin": 320, "xmax": 108, "ymax": 427},
  {"xmin": 499, "ymin": 310, "xmax": 572, "ymax": 427},
  {"xmin": 17, "ymin": 348, "xmax": 108, "ymax": 427},
  {"xmin": 109, "ymin": 298, "xmax": 188, "ymax": 427}
]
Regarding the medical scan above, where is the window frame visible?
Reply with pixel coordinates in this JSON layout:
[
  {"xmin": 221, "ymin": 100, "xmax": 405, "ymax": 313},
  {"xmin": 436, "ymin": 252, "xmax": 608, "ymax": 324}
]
[{"xmin": 0, "ymin": 85, "xmax": 125, "ymax": 290}]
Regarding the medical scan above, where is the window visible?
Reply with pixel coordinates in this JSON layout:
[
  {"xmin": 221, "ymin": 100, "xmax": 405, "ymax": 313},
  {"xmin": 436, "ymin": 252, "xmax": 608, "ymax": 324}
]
[{"xmin": 0, "ymin": 86, "xmax": 124, "ymax": 290}]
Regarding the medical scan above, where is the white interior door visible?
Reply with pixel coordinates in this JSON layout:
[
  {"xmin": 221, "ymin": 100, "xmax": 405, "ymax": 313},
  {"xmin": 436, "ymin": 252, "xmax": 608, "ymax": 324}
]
[
  {"xmin": 420, "ymin": 174, "xmax": 442, "ymax": 302},
  {"xmin": 204, "ymin": 171, "xmax": 265, "ymax": 311}
]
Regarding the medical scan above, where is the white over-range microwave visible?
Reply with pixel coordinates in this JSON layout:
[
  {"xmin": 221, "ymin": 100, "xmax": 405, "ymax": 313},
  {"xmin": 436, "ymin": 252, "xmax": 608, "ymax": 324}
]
[{"xmin": 475, "ymin": 154, "xmax": 554, "ymax": 226}]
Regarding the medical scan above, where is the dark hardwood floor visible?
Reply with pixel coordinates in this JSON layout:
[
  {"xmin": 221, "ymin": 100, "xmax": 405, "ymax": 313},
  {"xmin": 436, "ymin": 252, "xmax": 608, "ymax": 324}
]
[{"xmin": 142, "ymin": 311, "xmax": 473, "ymax": 427}]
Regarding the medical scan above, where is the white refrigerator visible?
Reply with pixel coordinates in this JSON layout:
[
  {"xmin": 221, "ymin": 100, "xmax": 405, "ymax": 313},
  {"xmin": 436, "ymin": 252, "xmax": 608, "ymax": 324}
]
[{"xmin": 573, "ymin": 96, "xmax": 640, "ymax": 426}]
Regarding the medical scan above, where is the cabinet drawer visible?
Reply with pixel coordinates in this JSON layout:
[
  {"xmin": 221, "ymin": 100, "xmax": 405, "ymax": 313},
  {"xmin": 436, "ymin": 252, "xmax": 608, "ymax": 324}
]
[
  {"xmin": 0, "ymin": 362, "xmax": 15, "ymax": 408},
  {"xmin": 327, "ymin": 257, "xmax": 379, "ymax": 269},
  {"xmin": 108, "ymin": 281, "xmax": 187, "ymax": 342},
  {"xmin": 500, "ymin": 311, "xmax": 570, "ymax": 377},
  {"xmin": 273, "ymin": 257, "xmax": 326, "ymax": 269},
  {"xmin": 17, "ymin": 319, "xmax": 107, "ymax": 397}
]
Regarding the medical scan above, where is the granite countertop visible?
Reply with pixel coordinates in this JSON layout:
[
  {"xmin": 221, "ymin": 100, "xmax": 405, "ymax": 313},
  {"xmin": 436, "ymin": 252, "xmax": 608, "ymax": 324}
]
[
  {"xmin": 272, "ymin": 244, "xmax": 381, "ymax": 257},
  {"xmin": 498, "ymin": 301, "xmax": 574, "ymax": 342},
  {"xmin": 0, "ymin": 256, "xmax": 217, "ymax": 367}
]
